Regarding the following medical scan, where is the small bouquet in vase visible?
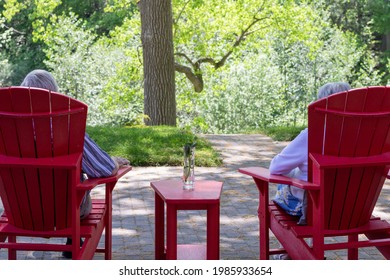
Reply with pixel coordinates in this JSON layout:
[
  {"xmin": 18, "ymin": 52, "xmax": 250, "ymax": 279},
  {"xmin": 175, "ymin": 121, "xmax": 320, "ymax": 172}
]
[{"xmin": 182, "ymin": 142, "xmax": 196, "ymax": 190}]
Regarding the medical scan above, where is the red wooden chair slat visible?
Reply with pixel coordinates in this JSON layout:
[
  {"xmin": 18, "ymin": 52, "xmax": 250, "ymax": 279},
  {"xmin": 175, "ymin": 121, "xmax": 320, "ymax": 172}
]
[
  {"xmin": 239, "ymin": 86, "xmax": 390, "ymax": 260},
  {"xmin": 10, "ymin": 89, "xmax": 47, "ymax": 230},
  {"xmin": 0, "ymin": 88, "xmax": 28, "ymax": 228},
  {"xmin": 29, "ymin": 88, "xmax": 56, "ymax": 230},
  {"xmin": 0, "ymin": 87, "xmax": 132, "ymax": 259},
  {"xmin": 0, "ymin": 170, "xmax": 22, "ymax": 227},
  {"xmin": 328, "ymin": 89, "xmax": 367, "ymax": 229},
  {"xmin": 49, "ymin": 92, "xmax": 74, "ymax": 229},
  {"xmin": 319, "ymin": 92, "xmax": 349, "ymax": 229},
  {"xmin": 0, "ymin": 89, "xmax": 20, "ymax": 157},
  {"xmin": 69, "ymin": 98, "xmax": 87, "ymax": 154},
  {"xmin": 341, "ymin": 167, "xmax": 365, "ymax": 228}
]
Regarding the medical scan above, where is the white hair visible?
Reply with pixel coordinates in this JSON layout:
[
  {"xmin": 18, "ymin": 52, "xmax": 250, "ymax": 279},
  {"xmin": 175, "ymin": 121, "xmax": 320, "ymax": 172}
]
[
  {"xmin": 317, "ymin": 82, "xmax": 351, "ymax": 99},
  {"xmin": 21, "ymin": 69, "xmax": 59, "ymax": 92}
]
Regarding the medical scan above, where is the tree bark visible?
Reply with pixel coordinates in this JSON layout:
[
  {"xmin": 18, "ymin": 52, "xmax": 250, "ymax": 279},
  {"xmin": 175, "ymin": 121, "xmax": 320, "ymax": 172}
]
[{"xmin": 139, "ymin": 0, "xmax": 176, "ymax": 126}]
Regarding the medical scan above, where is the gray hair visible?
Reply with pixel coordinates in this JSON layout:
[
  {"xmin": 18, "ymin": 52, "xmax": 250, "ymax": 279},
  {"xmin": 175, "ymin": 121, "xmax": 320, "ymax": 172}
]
[
  {"xmin": 317, "ymin": 82, "xmax": 351, "ymax": 100},
  {"xmin": 21, "ymin": 69, "xmax": 59, "ymax": 92}
]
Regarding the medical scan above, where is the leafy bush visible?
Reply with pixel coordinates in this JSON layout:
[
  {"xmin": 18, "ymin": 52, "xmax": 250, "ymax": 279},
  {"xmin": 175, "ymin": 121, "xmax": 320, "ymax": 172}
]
[
  {"xmin": 0, "ymin": 52, "xmax": 12, "ymax": 86},
  {"xmin": 43, "ymin": 13, "xmax": 143, "ymax": 126}
]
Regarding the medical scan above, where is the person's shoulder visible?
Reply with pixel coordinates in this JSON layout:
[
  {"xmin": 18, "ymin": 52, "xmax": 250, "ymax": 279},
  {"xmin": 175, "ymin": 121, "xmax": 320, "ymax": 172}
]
[
  {"xmin": 300, "ymin": 128, "xmax": 308, "ymax": 136},
  {"xmin": 292, "ymin": 128, "xmax": 308, "ymax": 140},
  {"xmin": 290, "ymin": 128, "xmax": 308, "ymax": 144}
]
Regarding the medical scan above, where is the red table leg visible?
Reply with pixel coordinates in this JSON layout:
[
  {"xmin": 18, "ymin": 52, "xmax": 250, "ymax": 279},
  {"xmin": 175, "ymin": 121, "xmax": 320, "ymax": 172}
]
[
  {"xmin": 207, "ymin": 202, "xmax": 220, "ymax": 260},
  {"xmin": 155, "ymin": 193, "xmax": 165, "ymax": 259},
  {"xmin": 166, "ymin": 205, "xmax": 178, "ymax": 260}
]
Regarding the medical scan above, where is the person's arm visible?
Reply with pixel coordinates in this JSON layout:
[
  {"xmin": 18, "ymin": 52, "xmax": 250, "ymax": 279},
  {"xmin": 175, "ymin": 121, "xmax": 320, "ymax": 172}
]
[
  {"xmin": 82, "ymin": 134, "xmax": 128, "ymax": 178},
  {"xmin": 110, "ymin": 157, "xmax": 120, "ymax": 176},
  {"xmin": 269, "ymin": 129, "xmax": 308, "ymax": 175},
  {"xmin": 111, "ymin": 156, "xmax": 130, "ymax": 175}
]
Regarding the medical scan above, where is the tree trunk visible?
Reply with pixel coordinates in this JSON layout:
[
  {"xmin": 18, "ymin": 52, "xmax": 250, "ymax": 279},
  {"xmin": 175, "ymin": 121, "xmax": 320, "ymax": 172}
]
[{"xmin": 139, "ymin": 0, "xmax": 176, "ymax": 126}]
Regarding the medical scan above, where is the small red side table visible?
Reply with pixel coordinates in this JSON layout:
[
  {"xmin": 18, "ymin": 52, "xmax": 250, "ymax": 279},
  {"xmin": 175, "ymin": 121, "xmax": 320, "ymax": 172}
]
[{"xmin": 150, "ymin": 180, "xmax": 223, "ymax": 260}]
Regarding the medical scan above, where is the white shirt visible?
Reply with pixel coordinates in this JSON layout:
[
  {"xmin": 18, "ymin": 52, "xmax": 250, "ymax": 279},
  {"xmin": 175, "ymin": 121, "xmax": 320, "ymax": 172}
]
[{"xmin": 269, "ymin": 128, "xmax": 308, "ymax": 201}]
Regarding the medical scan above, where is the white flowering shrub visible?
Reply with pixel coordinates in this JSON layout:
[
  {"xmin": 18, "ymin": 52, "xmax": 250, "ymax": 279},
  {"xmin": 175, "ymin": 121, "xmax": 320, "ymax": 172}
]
[{"xmin": 44, "ymin": 14, "xmax": 143, "ymax": 126}]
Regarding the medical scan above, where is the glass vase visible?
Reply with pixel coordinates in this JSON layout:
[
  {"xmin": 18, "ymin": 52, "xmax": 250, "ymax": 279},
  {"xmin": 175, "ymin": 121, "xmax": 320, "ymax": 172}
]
[{"xmin": 182, "ymin": 143, "xmax": 195, "ymax": 190}]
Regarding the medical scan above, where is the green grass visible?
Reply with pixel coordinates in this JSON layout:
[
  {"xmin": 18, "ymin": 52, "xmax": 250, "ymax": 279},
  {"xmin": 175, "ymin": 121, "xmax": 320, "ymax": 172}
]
[
  {"xmin": 86, "ymin": 125, "xmax": 223, "ymax": 167},
  {"xmin": 246, "ymin": 125, "xmax": 306, "ymax": 141},
  {"xmin": 86, "ymin": 125, "xmax": 303, "ymax": 167}
]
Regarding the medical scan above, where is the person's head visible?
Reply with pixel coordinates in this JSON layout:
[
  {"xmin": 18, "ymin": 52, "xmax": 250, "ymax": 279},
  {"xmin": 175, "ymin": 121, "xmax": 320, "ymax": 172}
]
[
  {"xmin": 21, "ymin": 69, "xmax": 59, "ymax": 92},
  {"xmin": 317, "ymin": 82, "xmax": 351, "ymax": 100}
]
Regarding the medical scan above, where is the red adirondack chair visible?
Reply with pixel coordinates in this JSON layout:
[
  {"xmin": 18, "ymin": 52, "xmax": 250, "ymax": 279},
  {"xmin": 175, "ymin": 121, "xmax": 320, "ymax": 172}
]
[
  {"xmin": 239, "ymin": 86, "xmax": 390, "ymax": 260},
  {"xmin": 0, "ymin": 87, "xmax": 132, "ymax": 260}
]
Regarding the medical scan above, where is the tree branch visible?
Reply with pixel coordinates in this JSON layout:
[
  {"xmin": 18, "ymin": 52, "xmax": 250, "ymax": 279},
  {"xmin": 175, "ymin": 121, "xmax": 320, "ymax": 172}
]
[
  {"xmin": 175, "ymin": 62, "xmax": 203, "ymax": 92},
  {"xmin": 173, "ymin": 0, "xmax": 191, "ymax": 25},
  {"xmin": 174, "ymin": 1, "xmax": 271, "ymax": 92},
  {"xmin": 175, "ymin": 52, "xmax": 196, "ymax": 68},
  {"xmin": 2, "ymin": 24, "xmax": 25, "ymax": 35},
  {"xmin": 195, "ymin": 14, "xmax": 271, "ymax": 70}
]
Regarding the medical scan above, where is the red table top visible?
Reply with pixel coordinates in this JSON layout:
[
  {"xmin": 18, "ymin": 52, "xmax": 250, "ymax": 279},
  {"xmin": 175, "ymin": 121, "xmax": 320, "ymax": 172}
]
[{"xmin": 150, "ymin": 180, "xmax": 223, "ymax": 204}]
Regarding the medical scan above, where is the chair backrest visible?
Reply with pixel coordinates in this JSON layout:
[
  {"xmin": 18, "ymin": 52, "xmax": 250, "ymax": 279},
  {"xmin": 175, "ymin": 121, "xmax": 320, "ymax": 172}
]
[
  {"xmin": 0, "ymin": 87, "xmax": 87, "ymax": 231},
  {"xmin": 307, "ymin": 86, "xmax": 390, "ymax": 230}
]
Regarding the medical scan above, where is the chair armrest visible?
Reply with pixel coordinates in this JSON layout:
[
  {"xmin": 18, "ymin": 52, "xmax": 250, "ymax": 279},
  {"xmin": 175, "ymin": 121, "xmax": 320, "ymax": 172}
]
[
  {"xmin": 0, "ymin": 153, "xmax": 82, "ymax": 169},
  {"xmin": 310, "ymin": 152, "xmax": 390, "ymax": 169},
  {"xmin": 77, "ymin": 165, "xmax": 132, "ymax": 191},
  {"xmin": 238, "ymin": 166, "xmax": 319, "ymax": 190}
]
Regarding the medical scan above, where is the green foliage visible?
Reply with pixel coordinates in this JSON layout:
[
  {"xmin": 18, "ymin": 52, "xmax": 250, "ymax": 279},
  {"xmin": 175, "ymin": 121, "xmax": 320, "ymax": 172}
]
[
  {"xmin": 55, "ymin": 0, "xmax": 137, "ymax": 35},
  {"xmin": 308, "ymin": 0, "xmax": 389, "ymax": 37},
  {"xmin": 369, "ymin": 0, "xmax": 390, "ymax": 34},
  {"xmin": 172, "ymin": 0, "xmax": 280, "ymax": 93},
  {"xmin": 176, "ymin": 3, "xmax": 379, "ymax": 133},
  {"xmin": 43, "ymin": 13, "xmax": 143, "ymax": 126},
  {"xmin": 306, "ymin": 0, "xmax": 389, "ymax": 84},
  {"xmin": 86, "ymin": 125, "xmax": 223, "ymax": 167},
  {"xmin": 173, "ymin": 0, "xmax": 273, "ymax": 56},
  {"xmin": 2, "ymin": 0, "xmax": 26, "ymax": 21},
  {"xmin": 0, "ymin": 2, "xmax": 47, "ymax": 85},
  {"xmin": 387, "ymin": 59, "xmax": 390, "ymax": 85},
  {"xmin": 1, "ymin": 0, "xmax": 389, "ymax": 134},
  {"xmin": 0, "ymin": 52, "xmax": 13, "ymax": 86}
]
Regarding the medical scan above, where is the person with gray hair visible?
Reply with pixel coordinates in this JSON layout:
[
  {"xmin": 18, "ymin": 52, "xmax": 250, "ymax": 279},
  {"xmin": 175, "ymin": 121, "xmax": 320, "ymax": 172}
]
[
  {"xmin": 268, "ymin": 81, "xmax": 351, "ymax": 259},
  {"xmin": 20, "ymin": 69, "xmax": 130, "ymax": 258},
  {"xmin": 21, "ymin": 69, "xmax": 59, "ymax": 92},
  {"xmin": 317, "ymin": 82, "xmax": 351, "ymax": 99}
]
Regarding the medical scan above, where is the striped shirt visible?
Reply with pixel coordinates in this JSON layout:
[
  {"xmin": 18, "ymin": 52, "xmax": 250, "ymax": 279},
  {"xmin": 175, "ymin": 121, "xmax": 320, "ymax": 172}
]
[{"xmin": 82, "ymin": 134, "xmax": 116, "ymax": 178}]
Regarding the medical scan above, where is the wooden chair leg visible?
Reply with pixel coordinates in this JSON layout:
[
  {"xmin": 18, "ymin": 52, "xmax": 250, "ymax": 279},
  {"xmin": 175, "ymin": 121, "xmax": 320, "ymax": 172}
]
[
  {"xmin": 8, "ymin": 236, "xmax": 16, "ymax": 260},
  {"xmin": 347, "ymin": 234, "xmax": 358, "ymax": 259},
  {"xmin": 105, "ymin": 183, "xmax": 114, "ymax": 260},
  {"xmin": 254, "ymin": 178, "xmax": 270, "ymax": 260}
]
